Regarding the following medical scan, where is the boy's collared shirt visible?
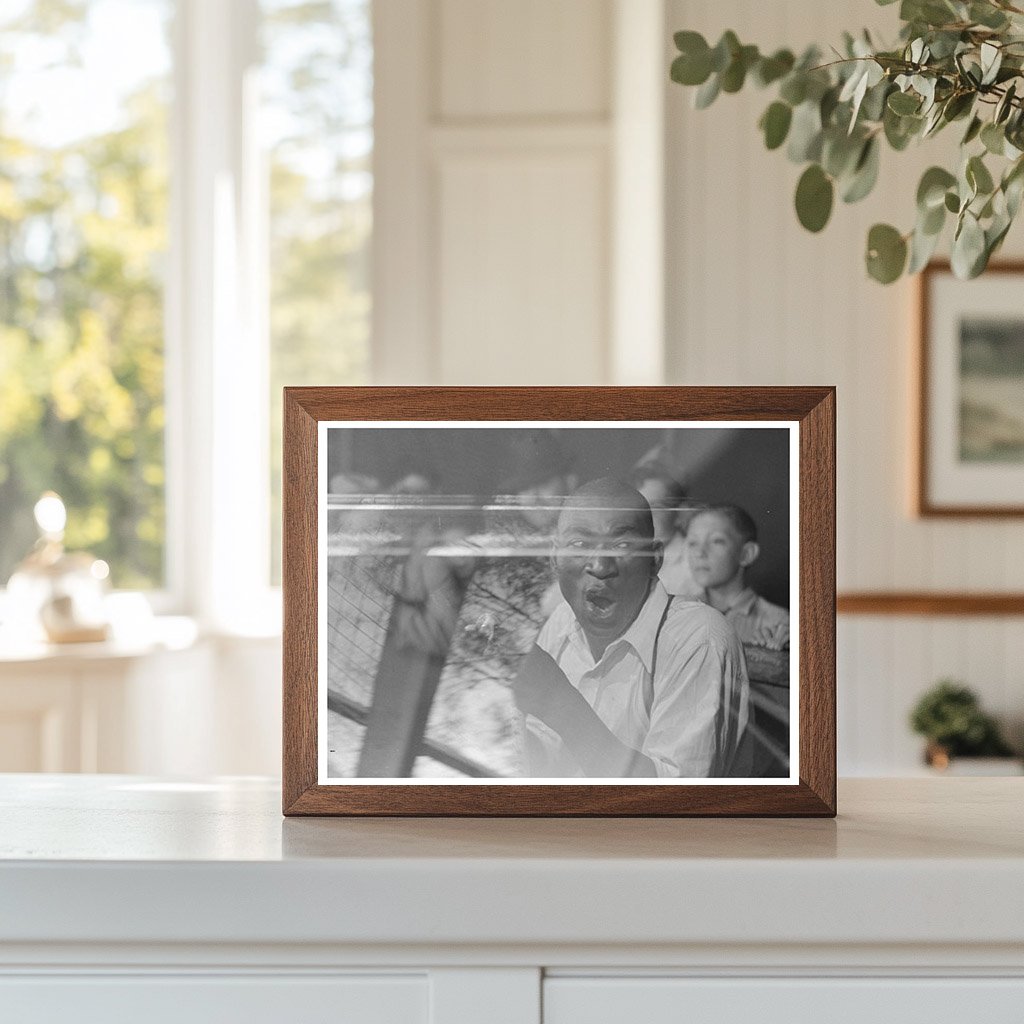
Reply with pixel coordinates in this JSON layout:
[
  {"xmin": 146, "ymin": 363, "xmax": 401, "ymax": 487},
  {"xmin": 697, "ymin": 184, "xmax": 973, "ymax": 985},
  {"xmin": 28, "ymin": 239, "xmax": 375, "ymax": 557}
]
[
  {"xmin": 523, "ymin": 581, "xmax": 750, "ymax": 779},
  {"xmin": 704, "ymin": 586, "xmax": 789, "ymax": 646}
]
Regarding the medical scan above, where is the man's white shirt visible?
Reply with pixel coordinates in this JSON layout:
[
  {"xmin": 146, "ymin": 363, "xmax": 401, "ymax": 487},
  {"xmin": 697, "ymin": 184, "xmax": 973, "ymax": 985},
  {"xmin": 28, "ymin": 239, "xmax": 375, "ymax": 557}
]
[{"xmin": 524, "ymin": 581, "xmax": 751, "ymax": 778}]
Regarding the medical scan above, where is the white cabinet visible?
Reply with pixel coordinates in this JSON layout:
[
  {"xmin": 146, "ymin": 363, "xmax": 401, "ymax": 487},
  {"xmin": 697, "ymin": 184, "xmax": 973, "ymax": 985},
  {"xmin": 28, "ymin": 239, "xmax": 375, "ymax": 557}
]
[
  {"xmin": 2, "ymin": 777, "xmax": 1023, "ymax": 1023},
  {"xmin": 544, "ymin": 977, "xmax": 1024, "ymax": 1024},
  {"xmin": 1, "ymin": 975, "xmax": 428, "ymax": 1024}
]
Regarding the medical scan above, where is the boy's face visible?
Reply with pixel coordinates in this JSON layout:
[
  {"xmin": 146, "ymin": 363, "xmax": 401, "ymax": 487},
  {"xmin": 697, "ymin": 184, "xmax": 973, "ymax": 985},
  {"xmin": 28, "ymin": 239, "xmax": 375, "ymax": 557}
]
[{"xmin": 685, "ymin": 511, "xmax": 753, "ymax": 589}]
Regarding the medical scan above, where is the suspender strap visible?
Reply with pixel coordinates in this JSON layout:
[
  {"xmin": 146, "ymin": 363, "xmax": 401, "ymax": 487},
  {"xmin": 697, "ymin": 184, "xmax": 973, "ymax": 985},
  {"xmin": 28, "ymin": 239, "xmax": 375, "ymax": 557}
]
[{"xmin": 646, "ymin": 595, "xmax": 674, "ymax": 713}]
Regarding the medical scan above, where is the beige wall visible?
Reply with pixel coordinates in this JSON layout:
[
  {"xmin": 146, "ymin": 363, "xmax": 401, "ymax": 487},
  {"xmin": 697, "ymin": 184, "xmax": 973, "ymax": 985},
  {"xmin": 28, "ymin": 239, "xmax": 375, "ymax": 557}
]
[
  {"xmin": 359, "ymin": 0, "xmax": 1024, "ymax": 776},
  {"xmin": 666, "ymin": 0, "xmax": 1024, "ymax": 771}
]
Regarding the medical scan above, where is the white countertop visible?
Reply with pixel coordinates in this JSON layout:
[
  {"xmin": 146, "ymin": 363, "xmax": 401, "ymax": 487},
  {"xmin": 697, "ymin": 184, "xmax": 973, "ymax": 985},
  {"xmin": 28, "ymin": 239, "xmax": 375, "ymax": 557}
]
[{"xmin": 2, "ymin": 775, "xmax": 1023, "ymax": 950}]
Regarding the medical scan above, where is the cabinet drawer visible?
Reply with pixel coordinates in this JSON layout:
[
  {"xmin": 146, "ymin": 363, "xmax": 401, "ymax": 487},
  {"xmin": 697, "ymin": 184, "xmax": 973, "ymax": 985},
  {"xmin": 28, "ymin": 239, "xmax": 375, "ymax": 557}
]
[
  {"xmin": 544, "ymin": 977, "xmax": 1024, "ymax": 1024},
  {"xmin": 0, "ymin": 974, "xmax": 427, "ymax": 1024}
]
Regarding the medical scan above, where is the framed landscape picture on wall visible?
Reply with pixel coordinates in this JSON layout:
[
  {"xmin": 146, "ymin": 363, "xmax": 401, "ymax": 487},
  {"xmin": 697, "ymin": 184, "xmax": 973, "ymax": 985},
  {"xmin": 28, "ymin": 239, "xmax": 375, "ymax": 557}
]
[
  {"xmin": 282, "ymin": 387, "xmax": 836, "ymax": 817},
  {"xmin": 918, "ymin": 262, "xmax": 1024, "ymax": 516}
]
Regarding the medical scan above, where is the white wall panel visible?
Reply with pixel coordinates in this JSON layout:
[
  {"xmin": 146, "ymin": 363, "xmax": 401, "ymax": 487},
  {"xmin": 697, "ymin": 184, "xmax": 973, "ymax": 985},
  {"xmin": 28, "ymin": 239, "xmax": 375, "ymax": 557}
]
[
  {"xmin": 666, "ymin": 0, "xmax": 1024, "ymax": 774},
  {"xmin": 432, "ymin": 0, "xmax": 614, "ymax": 386},
  {"xmin": 438, "ymin": 0, "xmax": 610, "ymax": 120},
  {"xmin": 375, "ymin": 0, "xmax": 619, "ymax": 386},
  {"xmin": 437, "ymin": 151, "xmax": 607, "ymax": 384}
]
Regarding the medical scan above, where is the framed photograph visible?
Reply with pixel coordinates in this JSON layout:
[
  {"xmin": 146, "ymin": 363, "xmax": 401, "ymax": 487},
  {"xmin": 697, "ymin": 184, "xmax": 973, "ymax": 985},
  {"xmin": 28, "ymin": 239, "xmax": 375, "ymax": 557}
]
[
  {"xmin": 283, "ymin": 387, "xmax": 835, "ymax": 816},
  {"xmin": 917, "ymin": 261, "xmax": 1024, "ymax": 517}
]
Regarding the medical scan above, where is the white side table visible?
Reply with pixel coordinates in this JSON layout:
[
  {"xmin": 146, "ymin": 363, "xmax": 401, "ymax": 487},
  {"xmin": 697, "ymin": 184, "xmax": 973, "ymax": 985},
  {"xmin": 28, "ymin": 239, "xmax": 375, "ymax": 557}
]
[{"xmin": 0, "ymin": 620, "xmax": 203, "ymax": 772}]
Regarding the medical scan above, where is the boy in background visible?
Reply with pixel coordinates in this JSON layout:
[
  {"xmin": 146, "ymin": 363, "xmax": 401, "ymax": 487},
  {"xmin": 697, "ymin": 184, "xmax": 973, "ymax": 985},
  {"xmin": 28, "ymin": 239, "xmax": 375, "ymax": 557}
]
[
  {"xmin": 685, "ymin": 504, "xmax": 788, "ymax": 651},
  {"xmin": 686, "ymin": 503, "xmax": 789, "ymax": 777}
]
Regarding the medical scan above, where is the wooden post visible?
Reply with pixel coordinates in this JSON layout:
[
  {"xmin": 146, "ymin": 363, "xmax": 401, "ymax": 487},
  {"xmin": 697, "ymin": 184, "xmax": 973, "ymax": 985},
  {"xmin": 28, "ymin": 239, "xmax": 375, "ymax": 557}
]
[{"xmin": 357, "ymin": 561, "xmax": 471, "ymax": 778}]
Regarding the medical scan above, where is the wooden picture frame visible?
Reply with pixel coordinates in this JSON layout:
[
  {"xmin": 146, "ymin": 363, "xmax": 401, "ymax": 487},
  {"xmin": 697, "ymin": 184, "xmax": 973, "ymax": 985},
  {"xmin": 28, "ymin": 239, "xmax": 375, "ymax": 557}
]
[
  {"xmin": 917, "ymin": 261, "xmax": 1024, "ymax": 517},
  {"xmin": 283, "ymin": 387, "xmax": 836, "ymax": 816}
]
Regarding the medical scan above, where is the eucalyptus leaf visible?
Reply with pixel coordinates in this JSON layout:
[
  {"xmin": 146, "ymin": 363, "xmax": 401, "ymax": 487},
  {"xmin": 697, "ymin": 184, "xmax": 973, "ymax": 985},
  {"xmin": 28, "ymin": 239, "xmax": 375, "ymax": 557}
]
[
  {"xmin": 951, "ymin": 211, "xmax": 986, "ymax": 278},
  {"xmin": 967, "ymin": 154, "xmax": 995, "ymax": 195},
  {"xmin": 694, "ymin": 73, "xmax": 721, "ymax": 109},
  {"xmin": 710, "ymin": 31, "xmax": 740, "ymax": 73},
  {"xmin": 671, "ymin": 53, "xmax": 709, "ymax": 87},
  {"xmin": 1006, "ymin": 172, "xmax": 1024, "ymax": 218},
  {"xmin": 944, "ymin": 190, "xmax": 961, "ymax": 213},
  {"xmin": 861, "ymin": 80, "xmax": 893, "ymax": 122},
  {"xmin": 884, "ymin": 106, "xmax": 922, "ymax": 150},
  {"xmin": 795, "ymin": 164, "xmax": 834, "ymax": 232},
  {"xmin": 839, "ymin": 63, "xmax": 876, "ymax": 130},
  {"xmin": 996, "ymin": 82, "xmax": 1017, "ymax": 124},
  {"xmin": 913, "ymin": 75, "xmax": 937, "ymax": 112},
  {"xmin": 962, "ymin": 115, "xmax": 983, "ymax": 145},
  {"xmin": 981, "ymin": 122, "xmax": 1005, "ymax": 155},
  {"xmin": 820, "ymin": 86, "xmax": 841, "ymax": 126},
  {"xmin": 779, "ymin": 74, "xmax": 807, "ymax": 106},
  {"xmin": 981, "ymin": 42, "xmax": 1003, "ymax": 86},
  {"xmin": 721, "ymin": 44, "xmax": 759, "ymax": 93},
  {"xmin": 787, "ymin": 100, "xmax": 824, "ymax": 162},
  {"xmin": 866, "ymin": 223, "xmax": 908, "ymax": 283},
  {"xmin": 903, "ymin": 0, "xmax": 959, "ymax": 27},
  {"xmin": 754, "ymin": 49, "xmax": 795, "ymax": 87},
  {"xmin": 794, "ymin": 44, "xmax": 823, "ymax": 74},
  {"xmin": 927, "ymin": 30, "xmax": 963, "ymax": 60},
  {"xmin": 822, "ymin": 128, "xmax": 863, "ymax": 178},
  {"xmin": 957, "ymin": 57, "xmax": 982, "ymax": 89},
  {"xmin": 922, "ymin": 103, "xmax": 946, "ymax": 137},
  {"xmin": 917, "ymin": 166, "xmax": 957, "ymax": 210},
  {"xmin": 970, "ymin": 2, "xmax": 1009, "ymax": 30},
  {"xmin": 958, "ymin": 166, "xmax": 977, "ymax": 208},
  {"xmin": 842, "ymin": 137, "xmax": 881, "ymax": 203},
  {"xmin": 888, "ymin": 90, "xmax": 921, "ymax": 115},
  {"xmin": 760, "ymin": 101, "xmax": 793, "ymax": 150},
  {"xmin": 674, "ymin": 29, "xmax": 707, "ymax": 53},
  {"xmin": 908, "ymin": 221, "xmax": 942, "ymax": 273},
  {"xmin": 921, "ymin": 200, "xmax": 946, "ymax": 235},
  {"xmin": 942, "ymin": 92, "xmax": 974, "ymax": 122},
  {"xmin": 986, "ymin": 212, "xmax": 1012, "ymax": 258},
  {"xmin": 1003, "ymin": 157, "xmax": 1024, "ymax": 216},
  {"xmin": 801, "ymin": 68, "xmax": 833, "ymax": 104}
]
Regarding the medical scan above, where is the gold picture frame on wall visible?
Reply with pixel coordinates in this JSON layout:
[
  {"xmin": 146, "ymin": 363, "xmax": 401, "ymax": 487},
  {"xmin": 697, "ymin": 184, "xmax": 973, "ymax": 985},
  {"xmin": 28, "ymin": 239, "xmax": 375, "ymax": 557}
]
[
  {"xmin": 917, "ymin": 261, "xmax": 1024, "ymax": 517},
  {"xmin": 281, "ymin": 386, "xmax": 836, "ymax": 817}
]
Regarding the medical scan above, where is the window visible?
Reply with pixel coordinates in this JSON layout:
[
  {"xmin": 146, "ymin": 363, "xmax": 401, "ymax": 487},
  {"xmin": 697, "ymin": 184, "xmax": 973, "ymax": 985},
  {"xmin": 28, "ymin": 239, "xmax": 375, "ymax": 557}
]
[
  {"xmin": 0, "ymin": 0, "xmax": 172, "ymax": 589},
  {"xmin": 261, "ymin": 0, "xmax": 373, "ymax": 583},
  {"xmin": 0, "ymin": 0, "xmax": 373, "ymax": 619}
]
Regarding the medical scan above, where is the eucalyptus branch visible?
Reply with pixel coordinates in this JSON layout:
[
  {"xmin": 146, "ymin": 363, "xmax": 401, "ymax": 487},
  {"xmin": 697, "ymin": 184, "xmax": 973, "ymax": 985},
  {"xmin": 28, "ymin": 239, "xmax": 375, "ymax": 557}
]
[{"xmin": 670, "ymin": 0, "xmax": 1024, "ymax": 283}]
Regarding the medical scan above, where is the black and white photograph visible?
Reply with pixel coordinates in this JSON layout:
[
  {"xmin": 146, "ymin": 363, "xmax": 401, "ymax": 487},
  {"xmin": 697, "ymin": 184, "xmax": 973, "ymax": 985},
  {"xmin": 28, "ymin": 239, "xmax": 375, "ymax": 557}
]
[{"xmin": 318, "ymin": 422, "xmax": 797, "ymax": 784}]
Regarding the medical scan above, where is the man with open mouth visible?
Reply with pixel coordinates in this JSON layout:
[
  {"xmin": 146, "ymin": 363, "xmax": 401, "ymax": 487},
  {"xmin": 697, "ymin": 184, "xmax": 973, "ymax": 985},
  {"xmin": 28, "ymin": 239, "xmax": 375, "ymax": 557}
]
[{"xmin": 513, "ymin": 477, "xmax": 750, "ymax": 779}]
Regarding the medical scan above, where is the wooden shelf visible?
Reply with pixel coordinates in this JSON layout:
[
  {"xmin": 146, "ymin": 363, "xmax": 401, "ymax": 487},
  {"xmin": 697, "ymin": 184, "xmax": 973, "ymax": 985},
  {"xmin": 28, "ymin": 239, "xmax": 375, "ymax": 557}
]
[{"xmin": 837, "ymin": 592, "xmax": 1024, "ymax": 616}]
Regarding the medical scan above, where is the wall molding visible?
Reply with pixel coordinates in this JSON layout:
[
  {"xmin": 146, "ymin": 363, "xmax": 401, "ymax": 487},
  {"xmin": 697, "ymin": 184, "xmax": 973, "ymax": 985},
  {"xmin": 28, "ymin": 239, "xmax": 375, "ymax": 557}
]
[{"xmin": 837, "ymin": 593, "xmax": 1024, "ymax": 616}]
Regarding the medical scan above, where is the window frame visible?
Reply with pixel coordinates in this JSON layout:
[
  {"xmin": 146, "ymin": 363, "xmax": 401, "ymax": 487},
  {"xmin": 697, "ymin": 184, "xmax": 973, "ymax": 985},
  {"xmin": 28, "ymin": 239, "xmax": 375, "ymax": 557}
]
[{"xmin": 164, "ymin": 0, "xmax": 279, "ymax": 632}]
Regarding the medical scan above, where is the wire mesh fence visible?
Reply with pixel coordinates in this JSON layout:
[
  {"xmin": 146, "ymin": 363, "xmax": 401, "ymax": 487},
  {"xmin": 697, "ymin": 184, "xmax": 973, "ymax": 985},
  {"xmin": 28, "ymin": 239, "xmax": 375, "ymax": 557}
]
[{"xmin": 325, "ymin": 497, "xmax": 559, "ymax": 778}]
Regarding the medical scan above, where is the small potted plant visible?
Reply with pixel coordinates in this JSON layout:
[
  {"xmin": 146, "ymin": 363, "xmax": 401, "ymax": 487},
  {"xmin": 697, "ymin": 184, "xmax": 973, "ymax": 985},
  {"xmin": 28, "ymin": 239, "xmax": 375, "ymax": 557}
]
[{"xmin": 909, "ymin": 679, "xmax": 1019, "ymax": 773}]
